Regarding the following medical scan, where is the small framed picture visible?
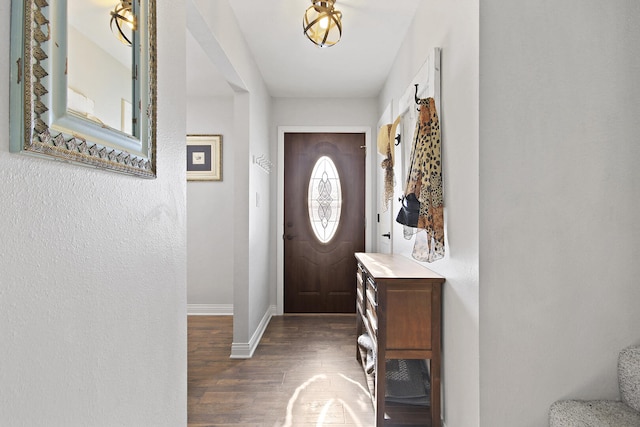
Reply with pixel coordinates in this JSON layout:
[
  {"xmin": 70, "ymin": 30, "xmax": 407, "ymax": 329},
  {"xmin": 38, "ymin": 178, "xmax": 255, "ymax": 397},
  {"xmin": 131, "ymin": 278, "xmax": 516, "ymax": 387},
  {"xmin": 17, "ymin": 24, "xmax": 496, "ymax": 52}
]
[{"xmin": 186, "ymin": 135, "xmax": 222, "ymax": 181}]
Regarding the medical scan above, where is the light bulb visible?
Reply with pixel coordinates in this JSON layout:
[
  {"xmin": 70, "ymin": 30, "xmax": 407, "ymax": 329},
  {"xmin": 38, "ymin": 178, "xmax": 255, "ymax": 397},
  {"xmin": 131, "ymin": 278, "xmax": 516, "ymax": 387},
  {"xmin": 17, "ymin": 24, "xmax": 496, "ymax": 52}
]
[
  {"xmin": 122, "ymin": 9, "xmax": 134, "ymax": 29},
  {"xmin": 303, "ymin": 0, "xmax": 342, "ymax": 48}
]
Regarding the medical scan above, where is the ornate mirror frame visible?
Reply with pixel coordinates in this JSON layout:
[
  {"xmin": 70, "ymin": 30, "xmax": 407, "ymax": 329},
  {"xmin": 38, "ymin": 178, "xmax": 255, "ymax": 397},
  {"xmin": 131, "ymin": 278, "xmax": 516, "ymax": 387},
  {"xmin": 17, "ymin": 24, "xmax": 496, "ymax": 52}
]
[{"xmin": 9, "ymin": 0, "xmax": 157, "ymax": 178}]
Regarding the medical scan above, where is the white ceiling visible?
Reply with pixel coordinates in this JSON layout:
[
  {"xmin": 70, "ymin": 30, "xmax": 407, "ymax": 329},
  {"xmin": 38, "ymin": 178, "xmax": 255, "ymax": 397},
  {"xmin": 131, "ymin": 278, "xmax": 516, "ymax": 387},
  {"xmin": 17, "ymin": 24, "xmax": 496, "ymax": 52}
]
[
  {"xmin": 186, "ymin": 29, "xmax": 234, "ymax": 98},
  {"xmin": 69, "ymin": 0, "xmax": 422, "ymax": 99},
  {"xmin": 68, "ymin": 0, "xmax": 133, "ymax": 68},
  {"xmin": 187, "ymin": 0, "xmax": 422, "ymax": 99}
]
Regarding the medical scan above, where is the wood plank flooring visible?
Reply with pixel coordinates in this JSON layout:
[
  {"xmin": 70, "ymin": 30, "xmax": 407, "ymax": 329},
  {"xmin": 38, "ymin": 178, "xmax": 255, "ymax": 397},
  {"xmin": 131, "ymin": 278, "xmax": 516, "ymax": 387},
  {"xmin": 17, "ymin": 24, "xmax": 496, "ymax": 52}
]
[{"xmin": 188, "ymin": 315, "xmax": 375, "ymax": 427}]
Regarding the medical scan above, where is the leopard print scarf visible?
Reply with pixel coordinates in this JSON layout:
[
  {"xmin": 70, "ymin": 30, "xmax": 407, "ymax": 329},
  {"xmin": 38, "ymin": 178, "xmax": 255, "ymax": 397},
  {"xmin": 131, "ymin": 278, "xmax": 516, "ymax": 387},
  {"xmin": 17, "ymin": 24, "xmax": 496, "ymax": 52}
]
[{"xmin": 403, "ymin": 97, "xmax": 444, "ymax": 262}]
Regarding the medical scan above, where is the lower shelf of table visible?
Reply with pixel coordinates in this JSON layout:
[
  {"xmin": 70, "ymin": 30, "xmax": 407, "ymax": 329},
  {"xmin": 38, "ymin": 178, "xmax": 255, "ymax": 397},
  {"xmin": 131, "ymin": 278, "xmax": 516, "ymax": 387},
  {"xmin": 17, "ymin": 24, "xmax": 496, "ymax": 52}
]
[
  {"xmin": 383, "ymin": 402, "xmax": 433, "ymax": 427},
  {"xmin": 357, "ymin": 346, "xmax": 434, "ymax": 426}
]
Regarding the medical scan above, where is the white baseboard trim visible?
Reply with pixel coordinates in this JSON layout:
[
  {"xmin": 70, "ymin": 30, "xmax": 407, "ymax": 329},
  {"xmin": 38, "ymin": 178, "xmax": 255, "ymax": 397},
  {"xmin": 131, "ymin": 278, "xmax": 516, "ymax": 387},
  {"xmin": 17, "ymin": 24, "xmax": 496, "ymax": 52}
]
[
  {"xmin": 230, "ymin": 305, "xmax": 276, "ymax": 359},
  {"xmin": 187, "ymin": 304, "xmax": 233, "ymax": 316}
]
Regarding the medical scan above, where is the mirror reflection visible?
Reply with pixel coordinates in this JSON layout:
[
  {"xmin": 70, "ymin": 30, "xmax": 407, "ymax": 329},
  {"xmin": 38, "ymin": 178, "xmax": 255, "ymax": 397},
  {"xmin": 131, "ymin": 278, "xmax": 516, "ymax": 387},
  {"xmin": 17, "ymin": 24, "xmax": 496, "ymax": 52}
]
[
  {"xmin": 10, "ymin": 0, "xmax": 156, "ymax": 177},
  {"xmin": 67, "ymin": 0, "xmax": 137, "ymax": 137}
]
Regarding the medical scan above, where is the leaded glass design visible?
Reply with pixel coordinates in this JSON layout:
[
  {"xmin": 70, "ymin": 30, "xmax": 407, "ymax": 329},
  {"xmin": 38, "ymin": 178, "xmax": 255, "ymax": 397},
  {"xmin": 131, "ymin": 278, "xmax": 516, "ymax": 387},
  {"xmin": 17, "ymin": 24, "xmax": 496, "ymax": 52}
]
[{"xmin": 308, "ymin": 156, "xmax": 342, "ymax": 243}]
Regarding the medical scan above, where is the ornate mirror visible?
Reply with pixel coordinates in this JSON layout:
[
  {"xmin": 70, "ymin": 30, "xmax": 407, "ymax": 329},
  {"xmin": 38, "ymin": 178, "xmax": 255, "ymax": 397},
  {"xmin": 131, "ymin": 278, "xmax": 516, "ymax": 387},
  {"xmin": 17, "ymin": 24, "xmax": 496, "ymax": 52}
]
[{"xmin": 9, "ymin": 0, "xmax": 157, "ymax": 178}]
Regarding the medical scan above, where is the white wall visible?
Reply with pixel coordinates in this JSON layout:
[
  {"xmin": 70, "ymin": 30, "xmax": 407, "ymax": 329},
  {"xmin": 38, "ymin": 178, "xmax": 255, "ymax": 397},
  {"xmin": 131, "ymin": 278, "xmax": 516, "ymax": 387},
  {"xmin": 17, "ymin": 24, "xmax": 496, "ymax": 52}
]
[
  {"xmin": 188, "ymin": 0, "xmax": 273, "ymax": 356},
  {"xmin": 187, "ymin": 96, "xmax": 234, "ymax": 312},
  {"xmin": 480, "ymin": 1, "xmax": 640, "ymax": 426},
  {"xmin": 247, "ymin": 86, "xmax": 273, "ymax": 339},
  {"xmin": 272, "ymin": 98, "xmax": 378, "ymax": 128},
  {"xmin": 67, "ymin": 26, "xmax": 131, "ymax": 132},
  {"xmin": 378, "ymin": 1, "xmax": 479, "ymax": 427},
  {"xmin": 0, "ymin": 1, "xmax": 187, "ymax": 426}
]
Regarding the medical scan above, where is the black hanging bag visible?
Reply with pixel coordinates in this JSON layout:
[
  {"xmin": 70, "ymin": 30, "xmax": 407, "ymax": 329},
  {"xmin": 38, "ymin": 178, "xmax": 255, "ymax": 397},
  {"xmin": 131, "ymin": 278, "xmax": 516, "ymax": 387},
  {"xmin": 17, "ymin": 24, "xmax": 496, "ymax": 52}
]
[{"xmin": 395, "ymin": 193, "xmax": 420, "ymax": 227}]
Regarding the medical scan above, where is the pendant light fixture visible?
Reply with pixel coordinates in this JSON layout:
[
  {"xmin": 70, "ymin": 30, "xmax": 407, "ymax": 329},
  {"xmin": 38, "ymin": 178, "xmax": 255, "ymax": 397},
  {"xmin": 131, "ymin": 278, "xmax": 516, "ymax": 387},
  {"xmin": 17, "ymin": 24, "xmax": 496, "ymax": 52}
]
[
  {"xmin": 110, "ymin": 0, "xmax": 136, "ymax": 46},
  {"xmin": 303, "ymin": 0, "xmax": 342, "ymax": 48}
]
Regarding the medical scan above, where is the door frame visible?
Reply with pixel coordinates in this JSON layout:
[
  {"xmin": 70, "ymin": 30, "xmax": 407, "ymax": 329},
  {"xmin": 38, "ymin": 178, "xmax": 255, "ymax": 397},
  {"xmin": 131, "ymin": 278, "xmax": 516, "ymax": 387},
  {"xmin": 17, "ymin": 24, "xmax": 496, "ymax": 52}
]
[
  {"xmin": 376, "ymin": 102, "xmax": 394, "ymax": 255},
  {"xmin": 277, "ymin": 126, "xmax": 374, "ymax": 315}
]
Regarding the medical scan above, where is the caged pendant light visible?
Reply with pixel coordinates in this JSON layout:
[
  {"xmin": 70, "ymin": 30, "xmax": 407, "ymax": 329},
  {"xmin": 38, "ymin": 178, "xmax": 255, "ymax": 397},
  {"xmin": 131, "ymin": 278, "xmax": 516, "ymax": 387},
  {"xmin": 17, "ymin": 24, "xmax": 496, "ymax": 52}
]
[
  {"xmin": 303, "ymin": 0, "xmax": 342, "ymax": 48},
  {"xmin": 110, "ymin": 0, "xmax": 136, "ymax": 46}
]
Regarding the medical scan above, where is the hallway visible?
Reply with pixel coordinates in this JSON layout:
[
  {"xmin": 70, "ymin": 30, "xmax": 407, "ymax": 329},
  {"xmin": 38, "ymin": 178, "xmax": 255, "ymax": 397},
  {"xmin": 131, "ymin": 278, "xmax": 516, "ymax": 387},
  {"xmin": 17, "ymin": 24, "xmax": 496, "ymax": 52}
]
[{"xmin": 188, "ymin": 315, "xmax": 374, "ymax": 426}]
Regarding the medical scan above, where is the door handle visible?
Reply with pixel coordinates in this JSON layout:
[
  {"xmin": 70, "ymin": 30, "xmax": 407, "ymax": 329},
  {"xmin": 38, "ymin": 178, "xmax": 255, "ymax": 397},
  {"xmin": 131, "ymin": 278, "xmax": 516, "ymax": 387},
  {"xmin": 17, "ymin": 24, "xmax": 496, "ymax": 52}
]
[
  {"xmin": 285, "ymin": 234, "xmax": 297, "ymax": 240},
  {"xmin": 382, "ymin": 233, "xmax": 391, "ymax": 239}
]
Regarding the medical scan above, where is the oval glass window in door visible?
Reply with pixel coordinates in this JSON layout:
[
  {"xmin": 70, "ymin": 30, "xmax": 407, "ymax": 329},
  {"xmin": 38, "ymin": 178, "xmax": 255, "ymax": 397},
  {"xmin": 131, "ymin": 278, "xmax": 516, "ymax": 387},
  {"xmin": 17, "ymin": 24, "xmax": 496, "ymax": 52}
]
[{"xmin": 308, "ymin": 156, "xmax": 342, "ymax": 243}]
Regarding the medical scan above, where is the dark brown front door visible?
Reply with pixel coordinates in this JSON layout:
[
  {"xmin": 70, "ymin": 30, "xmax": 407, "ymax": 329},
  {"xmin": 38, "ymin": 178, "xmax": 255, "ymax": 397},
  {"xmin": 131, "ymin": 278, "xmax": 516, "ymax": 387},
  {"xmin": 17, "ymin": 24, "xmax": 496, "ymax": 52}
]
[{"xmin": 284, "ymin": 133, "xmax": 366, "ymax": 313}]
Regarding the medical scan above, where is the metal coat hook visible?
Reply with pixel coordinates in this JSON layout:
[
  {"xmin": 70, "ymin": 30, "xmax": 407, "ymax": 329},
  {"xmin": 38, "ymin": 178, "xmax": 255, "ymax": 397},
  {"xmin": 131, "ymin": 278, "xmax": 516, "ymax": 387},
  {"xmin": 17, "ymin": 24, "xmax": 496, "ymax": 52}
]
[
  {"xmin": 253, "ymin": 154, "xmax": 273, "ymax": 174},
  {"xmin": 414, "ymin": 83, "xmax": 422, "ymax": 112}
]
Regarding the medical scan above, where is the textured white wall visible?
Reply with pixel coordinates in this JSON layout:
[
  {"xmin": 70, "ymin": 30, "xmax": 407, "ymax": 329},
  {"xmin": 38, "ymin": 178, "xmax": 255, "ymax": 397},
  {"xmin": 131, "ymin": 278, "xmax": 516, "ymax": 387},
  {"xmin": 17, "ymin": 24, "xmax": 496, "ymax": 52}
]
[
  {"xmin": 187, "ymin": 96, "xmax": 235, "ymax": 309},
  {"xmin": 0, "ymin": 1, "xmax": 187, "ymax": 425},
  {"xmin": 378, "ymin": 1, "xmax": 480, "ymax": 426},
  {"xmin": 480, "ymin": 1, "xmax": 640, "ymax": 426}
]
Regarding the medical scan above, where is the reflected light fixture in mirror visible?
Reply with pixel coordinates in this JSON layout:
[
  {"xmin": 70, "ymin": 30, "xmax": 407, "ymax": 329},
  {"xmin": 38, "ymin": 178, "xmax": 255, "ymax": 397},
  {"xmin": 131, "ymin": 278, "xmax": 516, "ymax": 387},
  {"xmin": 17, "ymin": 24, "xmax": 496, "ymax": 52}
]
[
  {"xmin": 303, "ymin": 0, "xmax": 342, "ymax": 48},
  {"xmin": 110, "ymin": 0, "xmax": 136, "ymax": 46}
]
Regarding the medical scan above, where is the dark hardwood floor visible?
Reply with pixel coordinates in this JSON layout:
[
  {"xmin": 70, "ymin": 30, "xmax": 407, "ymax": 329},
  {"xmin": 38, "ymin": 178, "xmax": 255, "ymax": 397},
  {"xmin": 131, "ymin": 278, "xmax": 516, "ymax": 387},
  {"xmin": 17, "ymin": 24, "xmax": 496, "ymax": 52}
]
[{"xmin": 188, "ymin": 315, "xmax": 374, "ymax": 427}]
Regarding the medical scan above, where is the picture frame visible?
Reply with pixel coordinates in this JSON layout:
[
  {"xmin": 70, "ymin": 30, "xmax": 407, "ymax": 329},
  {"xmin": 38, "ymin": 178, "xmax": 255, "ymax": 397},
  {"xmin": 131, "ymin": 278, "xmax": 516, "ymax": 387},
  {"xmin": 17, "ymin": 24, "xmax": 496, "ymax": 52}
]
[{"xmin": 187, "ymin": 135, "xmax": 222, "ymax": 181}]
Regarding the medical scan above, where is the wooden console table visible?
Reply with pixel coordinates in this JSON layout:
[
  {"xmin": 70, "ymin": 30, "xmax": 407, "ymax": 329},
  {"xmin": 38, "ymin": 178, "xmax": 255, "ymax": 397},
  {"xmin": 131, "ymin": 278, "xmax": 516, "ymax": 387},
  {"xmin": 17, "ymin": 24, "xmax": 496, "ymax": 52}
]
[{"xmin": 355, "ymin": 253, "xmax": 445, "ymax": 427}]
